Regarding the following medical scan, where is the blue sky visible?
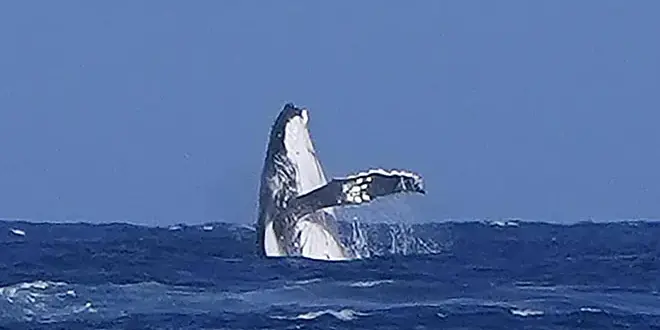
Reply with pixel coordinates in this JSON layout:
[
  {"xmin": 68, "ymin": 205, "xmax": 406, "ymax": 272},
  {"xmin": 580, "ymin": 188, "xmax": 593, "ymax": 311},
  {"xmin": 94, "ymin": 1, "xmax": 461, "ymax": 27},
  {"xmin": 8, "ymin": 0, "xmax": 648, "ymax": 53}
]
[{"xmin": 0, "ymin": 2, "xmax": 658, "ymax": 225}]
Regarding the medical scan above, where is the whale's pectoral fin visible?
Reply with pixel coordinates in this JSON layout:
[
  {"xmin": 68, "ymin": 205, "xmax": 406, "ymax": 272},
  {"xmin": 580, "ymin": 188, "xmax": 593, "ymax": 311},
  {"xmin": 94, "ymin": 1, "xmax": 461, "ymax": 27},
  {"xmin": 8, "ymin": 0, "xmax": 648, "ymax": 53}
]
[
  {"xmin": 284, "ymin": 169, "xmax": 425, "ymax": 220},
  {"xmin": 332, "ymin": 169, "xmax": 426, "ymax": 206}
]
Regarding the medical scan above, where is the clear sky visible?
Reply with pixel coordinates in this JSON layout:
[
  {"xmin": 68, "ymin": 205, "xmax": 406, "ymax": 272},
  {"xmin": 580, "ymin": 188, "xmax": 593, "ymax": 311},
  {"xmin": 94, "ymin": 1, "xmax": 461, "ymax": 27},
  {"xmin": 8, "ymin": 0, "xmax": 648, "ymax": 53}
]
[{"xmin": 0, "ymin": 2, "xmax": 658, "ymax": 225}]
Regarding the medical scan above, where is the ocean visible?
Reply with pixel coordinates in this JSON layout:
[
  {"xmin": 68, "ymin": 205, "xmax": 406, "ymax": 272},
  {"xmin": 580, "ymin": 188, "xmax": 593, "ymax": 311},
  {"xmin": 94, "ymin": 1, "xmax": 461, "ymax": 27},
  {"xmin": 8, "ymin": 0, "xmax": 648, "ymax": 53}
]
[{"xmin": 1, "ymin": 218, "xmax": 659, "ymax": 329}]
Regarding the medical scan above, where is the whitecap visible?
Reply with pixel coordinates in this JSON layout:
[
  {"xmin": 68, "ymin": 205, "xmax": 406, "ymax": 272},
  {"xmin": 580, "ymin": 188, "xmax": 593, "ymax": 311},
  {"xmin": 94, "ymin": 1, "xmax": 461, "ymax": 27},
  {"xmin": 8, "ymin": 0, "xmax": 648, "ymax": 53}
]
[
  {"xmin": 73, "ymin": 302, "xmax": 95, "ymax": 314},
  {"xmin": 1, "ymin": 280, "xmax": 68, "ymax": 294},
  {"xmin": 348, "ymin": 279, "xmax": 394, "ymax": 288},
  {"xmin": 0, "ymin": 280, "xmax": 93, "ymax": 323},
  {"xmin": 9, "ymin": 228, "xmax": 26, "ymax": 236},
  {"xmin": 580, "ymin": 307, "xmax": 603, "ymax": 313},
  {"xmin": 491, "ymin": 220, "xmax": 520, "ymax": 227},
  {"xmin": 271, "ymin": 309, "xmax": 368, "ymax": 321},
  {"xmin": 293, "ymin": 278, "xmax": 322, "ymax": 285},
  {"xmin": 510, "ymin": 308, "xmax": 544, "ymax": 317}
]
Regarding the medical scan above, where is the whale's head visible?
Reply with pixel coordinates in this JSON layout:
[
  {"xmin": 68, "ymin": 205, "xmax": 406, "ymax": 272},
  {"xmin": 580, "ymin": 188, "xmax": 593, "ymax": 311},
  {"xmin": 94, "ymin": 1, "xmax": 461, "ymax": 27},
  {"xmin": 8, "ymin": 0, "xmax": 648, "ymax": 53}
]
[
  {"xmin": 266, "ymin": 103, "xmax": 309, "ymax": 157},
  {"xmin": 263, "ymin": 103, "xmax": 327, "ymax": 197}
]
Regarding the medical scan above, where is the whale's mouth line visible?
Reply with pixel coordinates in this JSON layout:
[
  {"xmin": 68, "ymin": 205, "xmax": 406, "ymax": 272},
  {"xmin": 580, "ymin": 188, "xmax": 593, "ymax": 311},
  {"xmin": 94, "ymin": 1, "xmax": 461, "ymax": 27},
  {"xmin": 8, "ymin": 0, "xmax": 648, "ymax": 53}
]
[{"xmin": 257, "ymin": 103, "xmax": 425, "ymax": 261}]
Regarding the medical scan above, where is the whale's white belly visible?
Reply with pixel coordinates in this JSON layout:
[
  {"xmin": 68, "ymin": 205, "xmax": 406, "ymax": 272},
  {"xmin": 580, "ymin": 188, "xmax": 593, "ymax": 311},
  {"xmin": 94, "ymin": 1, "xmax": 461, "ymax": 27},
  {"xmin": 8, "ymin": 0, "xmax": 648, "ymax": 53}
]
[{"xmin": 284, "ymin": 113, "xmax": 350, "ymax": 261}]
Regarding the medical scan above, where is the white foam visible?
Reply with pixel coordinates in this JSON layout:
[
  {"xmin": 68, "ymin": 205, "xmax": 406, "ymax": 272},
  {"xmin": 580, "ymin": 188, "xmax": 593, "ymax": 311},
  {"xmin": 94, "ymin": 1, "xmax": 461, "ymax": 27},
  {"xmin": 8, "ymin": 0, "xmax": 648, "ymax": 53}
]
[
  {"xmin": 0, "ymin": 280, "xmax": 67, "ymax": 301},
  {"xmin": 73, "ymin": 301, "xmax": 95, "ymax": 314},
  {"xmin": 239, "ymin": 224, "xmax": 257, "ymax": 232},
  {"xmin": 0, "ymin": 280, "xmax": 94, "ymax": 322},
  {"xmin": 510, "ymin": 308, "xmax": 544, "ymax": 317},
  {"xmin": 580, "ymin": 307, "xmax": 603, "ymax": 313},
  {"xmin": 271, "ymin": 309, "xmax": 368, "ymax": 321},
  {"xmin": 491, "ymin": 220, "xmax": 520, "ymax": 227},
  {"xmin": 348, "ymin": 279, "xmax": 394, "ymax": 288},
  {"xmin": 10, "ymin": 228, "xmax": 26, "ymax": 236},
  {"xmin": 293, "ymin": 278, "xmax": 322, "ymax": 285}
]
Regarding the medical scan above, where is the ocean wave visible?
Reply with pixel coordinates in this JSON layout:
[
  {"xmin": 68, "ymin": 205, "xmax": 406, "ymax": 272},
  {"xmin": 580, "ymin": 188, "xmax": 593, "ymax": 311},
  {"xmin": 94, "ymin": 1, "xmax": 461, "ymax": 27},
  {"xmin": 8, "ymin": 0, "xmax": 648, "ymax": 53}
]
[
  {"xmin": 510, "ymin": 308, "xmax": 544, "ymax": 317},
  {"xmin": 2, "ymin": 218, "xmax": 659, "ymax": 328},
  {"xmin": 9, "ymin": 228, "xmax": 26, "ymax": 237},
  {"xmin": 3, "ymin": 218, "xmax": 660, "ymax": 258},
  {"xmin": 292, "ymin": 278, "xmax": 322, "ymax": 285},
  {"xmin": 2, "ymin": 278, "xmax": 658, "ymax": 327},
  {"xmin": 348, "ymin": 279, "xmax": 394, "ymax": 288},
  {"xmin": 0, "ymin": 280, "xmax": 96, "ymax": 323},
  {"xmin": 271, "ymin": 308, "xmax": 369, "ymax": 321},
  {"xmin": 579, "ymin": 307, "xmax": 603, "ymax": 313}
]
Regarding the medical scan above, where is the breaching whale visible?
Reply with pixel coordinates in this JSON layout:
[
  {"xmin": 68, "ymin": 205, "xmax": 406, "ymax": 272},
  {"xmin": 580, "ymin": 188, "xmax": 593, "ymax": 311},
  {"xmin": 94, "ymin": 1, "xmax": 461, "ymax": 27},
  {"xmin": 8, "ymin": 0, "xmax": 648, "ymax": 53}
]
[{"xmin": 256, "ymin": 103, "xmax": 425, "ymax": 261}]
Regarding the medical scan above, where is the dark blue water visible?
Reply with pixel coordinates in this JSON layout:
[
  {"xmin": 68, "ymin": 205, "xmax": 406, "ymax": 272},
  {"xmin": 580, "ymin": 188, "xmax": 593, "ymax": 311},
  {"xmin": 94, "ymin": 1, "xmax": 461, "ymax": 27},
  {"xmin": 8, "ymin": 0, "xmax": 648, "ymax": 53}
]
[{"xmin": 1, "ymin": 219, "xmax": 659, "ymax": 329}]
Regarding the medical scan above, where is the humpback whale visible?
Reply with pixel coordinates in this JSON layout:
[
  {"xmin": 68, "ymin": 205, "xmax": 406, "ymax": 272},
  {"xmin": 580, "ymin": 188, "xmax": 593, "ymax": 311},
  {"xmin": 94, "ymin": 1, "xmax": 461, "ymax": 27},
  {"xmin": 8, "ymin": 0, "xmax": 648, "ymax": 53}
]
[{"xmin": 256, "ymin": 103, "xmax": 425, "ymax": 261}]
